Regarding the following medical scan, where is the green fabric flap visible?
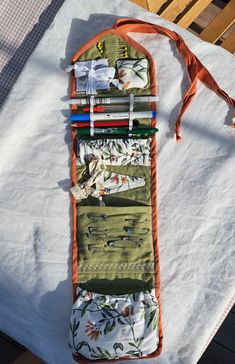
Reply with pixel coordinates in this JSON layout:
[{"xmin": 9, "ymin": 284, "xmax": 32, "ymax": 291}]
[
  {"xmin": 76, "ymin": 164, "xmax": 151, "ymax": 206},
  {"xmin": 76, "ymin": 33, "xmax": 151, "ymax": 97},
  {"xmin": 77, "ymin": 205, "xmax": 154, "ymax": 283},
  {"xmin": 79, "ymin": 277, "xmax": 155, "ymax": 295}
]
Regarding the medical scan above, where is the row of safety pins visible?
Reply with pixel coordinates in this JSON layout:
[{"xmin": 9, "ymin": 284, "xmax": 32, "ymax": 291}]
[
  {"xmin": 86, "ymin": 212, "xmax": 151, "ymax": 252},
  {"xmin": 67, "ymin": 94, "xmax": 159, "ymax": 137}
]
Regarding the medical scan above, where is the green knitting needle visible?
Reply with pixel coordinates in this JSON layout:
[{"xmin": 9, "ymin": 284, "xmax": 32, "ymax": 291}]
[{"xmin": 76, "ymin": 126, "xmax": 159, "ymax": 135}]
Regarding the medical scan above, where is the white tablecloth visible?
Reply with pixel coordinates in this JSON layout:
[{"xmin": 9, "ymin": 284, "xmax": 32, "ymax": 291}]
[{"xmin": 0, "ymin": 1, "xmax": 234, "ymax": 363}]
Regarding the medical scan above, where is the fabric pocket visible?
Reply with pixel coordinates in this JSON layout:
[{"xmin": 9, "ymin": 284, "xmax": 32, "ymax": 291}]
[
  {"xmin": 69, "ymin": 287, "xmax": 159, "ymax": 360},
  {"xmin": 116, "ymin": 59, "xmax": 149, "ymax": 90},
  {"xmin": 77, "ymin": 205, "xmax": 155, "ymax": 291},
  {"xmin": 77, "ymin": 138, "xmax": 151, "ymax": 166},
  {"xmin": 75, "ymin": 164, "xmax": 152, "ymax": 207}
]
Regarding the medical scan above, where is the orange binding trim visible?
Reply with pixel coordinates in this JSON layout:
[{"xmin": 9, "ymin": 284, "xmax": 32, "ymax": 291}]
[{"xmin": 113, "ymin": 18, "xmax": 235, "ymax": 140}]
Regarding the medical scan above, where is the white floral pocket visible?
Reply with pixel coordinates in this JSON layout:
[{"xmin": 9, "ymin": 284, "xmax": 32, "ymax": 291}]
[
  {"xmin": 69, "ymin": 287, "xmax": 159, "ymax": 360},
  {"xmin": 117, "ymin": 59, "xmax": 149, "ymax": 90}
]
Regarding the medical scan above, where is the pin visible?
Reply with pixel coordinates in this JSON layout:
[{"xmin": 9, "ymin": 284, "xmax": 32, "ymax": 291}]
[
  {"xmin": 88, "ymin": 244, "xmax": 105, "ymax": 253},
  {"xmin": 88, "ymin": 243, "xmax": 116, "ymax": 253},
  {"xmin": 88, "ymin": 227, "xmax": 107, "ymax": 234},
  {"xmin": 124, "ymin": 227, "xmax": 150, "ymax": 235},
  {"xmin": 87, "ymin": 232, "xmax": 107, "ymax": 240},
  {"xmin": 125, "ymin": 218, "xmax": 149, "ymax": 225},
  {"xmin": 107, "ymin": 238, "xmax": 142, "ymax": 249},
  {"xmin": 87, "ymin": 213, "xmax": 108, "ymax": 221},
  {"xmin": 87, "ymin": 212, "xmax": 145, "ymax": 221}
]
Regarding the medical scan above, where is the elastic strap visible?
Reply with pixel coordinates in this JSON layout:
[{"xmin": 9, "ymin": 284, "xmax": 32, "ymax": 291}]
[
  {"xmin": 90, "ymin": 95, "xmax": 95, "ymax": 137},
  {"xmin": 129, "ymin": 93, "xmax": 134, "ymax": 133},
  {"xmin": 113, "ymin": 18, "xmax": 235, "ymax": 140}
]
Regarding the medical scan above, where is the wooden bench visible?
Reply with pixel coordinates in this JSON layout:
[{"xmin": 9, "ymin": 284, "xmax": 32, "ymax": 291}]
[{"xmin": 131, "ymin": 0, "xmax": 235, "ymax": 54}]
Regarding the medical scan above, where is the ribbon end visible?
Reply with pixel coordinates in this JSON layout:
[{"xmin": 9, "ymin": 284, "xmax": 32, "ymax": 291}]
[{"xmin": 176, "ymin": 134, "xmax": 182, "ymax": 143}]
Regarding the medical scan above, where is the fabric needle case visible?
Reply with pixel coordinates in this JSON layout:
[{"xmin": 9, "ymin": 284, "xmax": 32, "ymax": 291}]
[{"xmin": 66, "ymin": 17, "xmax": 235, "ymax": 363}]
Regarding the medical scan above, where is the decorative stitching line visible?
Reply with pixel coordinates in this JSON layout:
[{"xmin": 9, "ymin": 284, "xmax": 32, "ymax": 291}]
[{"xmin": 79, "ymin": 262, "xmax": 155, "ymax": 272}]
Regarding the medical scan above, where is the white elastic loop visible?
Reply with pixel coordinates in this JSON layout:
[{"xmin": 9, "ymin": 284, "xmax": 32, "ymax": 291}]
[
  {"xmin": 129, "ymin": 94, "xmax": 134, "ymax": 133},
  {"xmin": 90, "ymin": 95, "xmax": 95, "ymax": 137}
]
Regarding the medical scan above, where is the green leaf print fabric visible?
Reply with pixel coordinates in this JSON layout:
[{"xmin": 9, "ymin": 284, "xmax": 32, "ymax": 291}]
[
  {"xmin": 77, "ymin": 138, "xmax": 151, "ymax": 166},
  {"xmin": 69, "ymin": 287, "xmax": 159, "ymax": 360}
]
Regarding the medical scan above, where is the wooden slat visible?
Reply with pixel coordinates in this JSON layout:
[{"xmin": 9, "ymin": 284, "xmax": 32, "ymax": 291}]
[
  {"xmin": 147, "ymin": 0, "xmax": 168, "ymax": 13},
  {"xmin": 159, "ymin": 0, "xmax": 192, "ymax": 22},
  {"xmin": 130, "ymin": 0, "xmax": 167, "ymax": 12},
  {"xmin": 220, "ymin": 30, "xmax": 235, "ymax": 54},
  {"xmin": 193, "ymin": 3, "xmax": 221, "ymax": 30},
  {"xmin": 200, "ymin": 0, "xmax": 235, "ymax": 43},
  {"xmin": 176, "ymin": 0, "xmax": 213, "ymax": 29},
  {"xmin": 130, "ymin": 0, "xmax": 149, "ymax": 10}
]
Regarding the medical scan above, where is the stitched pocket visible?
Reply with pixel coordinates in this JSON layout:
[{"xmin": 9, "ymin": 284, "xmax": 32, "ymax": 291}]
[
  {"xmin": 69, "ymin": 287, "xmax": 159, "ymax": 360},
  {"xmin": 77, "ymin": 205, "xmax": 155, "ymax": 291},
  {"xmin": 116, "ymin": 59, "xmax": 149, "ymax": 90},
  {"xmin": 75, "ymin": 137, "xmax": 152, "ymax": 206}
]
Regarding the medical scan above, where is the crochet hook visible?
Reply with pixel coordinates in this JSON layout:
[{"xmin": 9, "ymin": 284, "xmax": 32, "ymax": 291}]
[{"xmin": 70, "ymin": 111, "xmax": 156, "ymax": 121}]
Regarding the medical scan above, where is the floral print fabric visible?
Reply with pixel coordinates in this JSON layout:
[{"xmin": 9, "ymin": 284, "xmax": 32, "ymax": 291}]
[
  {"xmin": 117, "ymin": 59, "xmax": 148, "ymax": 90},
  {"xmin": 77, "ymin": 138, "xmax": 151, "ymax": 166},
  {"xmin": 69, "ymin": 287, "xmax": 159, "ymax": 360},
  {"xmin": 96, "ymin": 171, "xmax": 145, "ymax": 196}
]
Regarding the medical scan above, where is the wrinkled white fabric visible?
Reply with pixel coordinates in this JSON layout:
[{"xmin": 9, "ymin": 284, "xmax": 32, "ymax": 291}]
[{"xmin": 0, "ymin": 1, "xmax": 234, "ymax": 364}]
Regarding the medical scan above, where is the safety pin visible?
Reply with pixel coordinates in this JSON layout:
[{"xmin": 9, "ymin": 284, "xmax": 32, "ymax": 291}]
[
  {"xmin": 117, "ymin": 235, "xmax": 143, "ymax": 241},
  {"xmin": 124, "ymin": 218, "xmax": 149, "ymax": 226},
  {"xmin": 88, "ymin": 244, "xmax": 116, "ymax": 253},
  {"xmin": 87, "ymin": 213, "xmax": 108, "ymax": 221},
  {"xmin": 87, "ymin": 213, "xmax": 145, "ymax": 222},
  {"xmin": 88, "ymin": 244, "xmax": 105, "ymax": 253},
  {"xmin": 88, "ymin": 227, "xmax": 108, "ymax": 234},
  {"xmin": 123, "ymin": 227, "xmax": 150, "ymax": 235},
  {"xmin": 87, "ymin": 232, "xmax": 107, "ymax": 240},
  {"xmin": 107, "ymin": 239, "xmax": 142, "ymax": 249}
]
